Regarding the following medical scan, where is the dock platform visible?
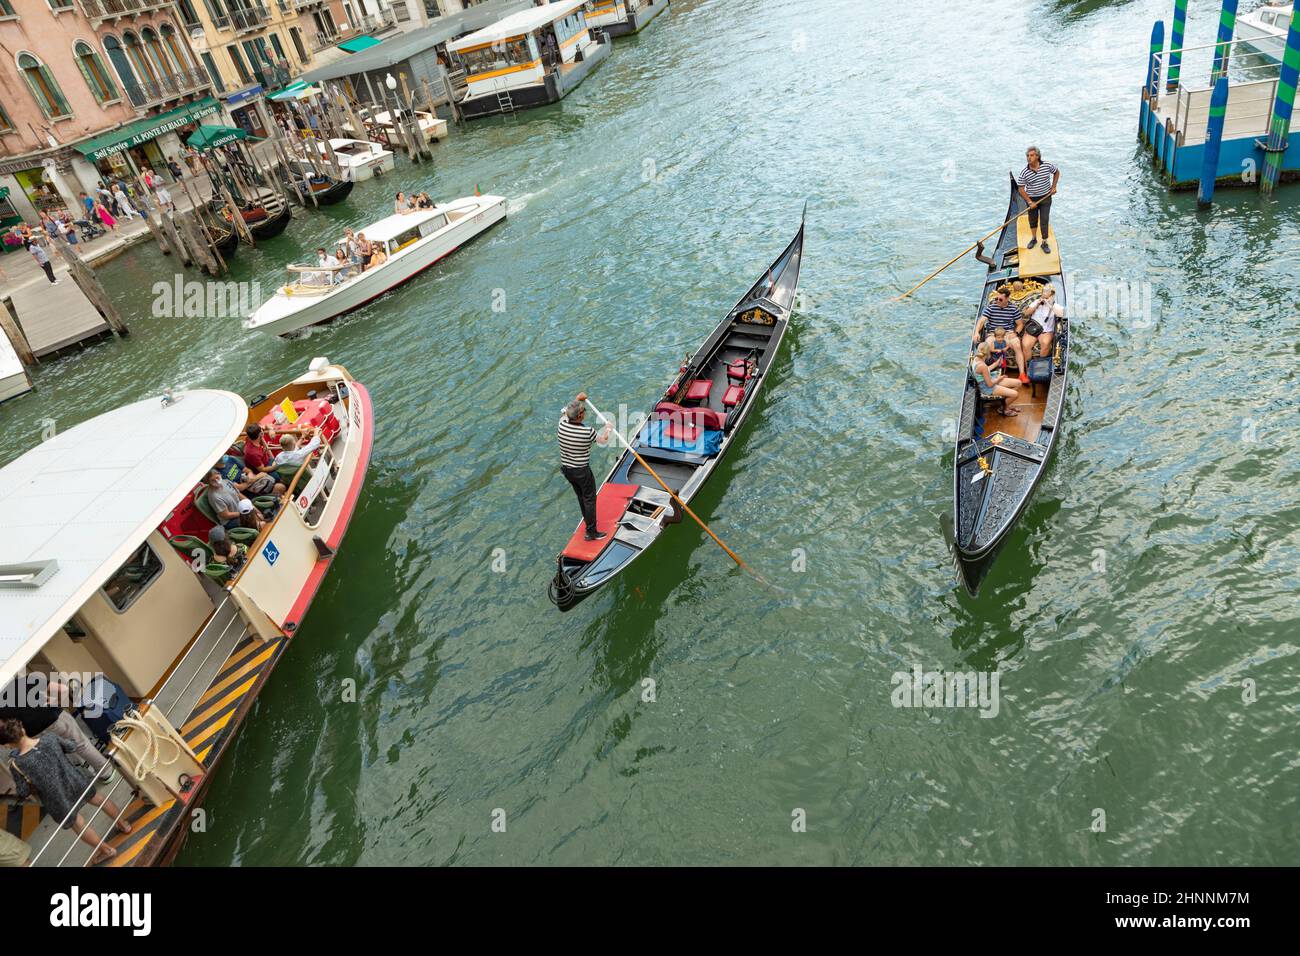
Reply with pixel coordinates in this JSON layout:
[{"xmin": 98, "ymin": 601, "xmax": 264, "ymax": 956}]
[{"xmin": 4, "ymin": 277, "xmax": 111, "ymax": 357}]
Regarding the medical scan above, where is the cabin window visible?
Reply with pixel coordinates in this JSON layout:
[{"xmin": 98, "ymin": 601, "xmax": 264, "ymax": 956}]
[
  {"xmin": 101, "ymin": 541, "xmax": 164, "ymax": 613},
  {"xmin": 417, "ymin": 213, "xmax": 447, "ymax": 237},
  {"xmin": 388, "ymin": 226, "xmax": 421, "ymax": 252},
  {"xmin": 62, "ymin": 618, "xmax": 88, "ymax": 642},
  {"xmin": 458, "ymin": 37, "xmax": 533, "ymax": 76}
]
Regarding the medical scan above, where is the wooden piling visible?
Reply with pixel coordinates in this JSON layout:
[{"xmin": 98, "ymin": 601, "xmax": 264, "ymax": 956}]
[{"xmin": 0, "ymin": 295, "xmax": 37, "ymax": 366}]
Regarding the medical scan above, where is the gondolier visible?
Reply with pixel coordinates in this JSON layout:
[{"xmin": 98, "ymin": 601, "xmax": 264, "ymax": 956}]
[
  {"xmin": 1017, "ymin": 147, "xmax": 1059, "ymax": 254},
  {"xmin": 558, "ymin": 394, "xmax": 612, "ymax": 542}
]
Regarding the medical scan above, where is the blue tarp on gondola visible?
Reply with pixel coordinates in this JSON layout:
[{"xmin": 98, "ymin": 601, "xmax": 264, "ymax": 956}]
[{"xmin": 639, "ymin": 421, "xmax": 723, "ymax": 456}]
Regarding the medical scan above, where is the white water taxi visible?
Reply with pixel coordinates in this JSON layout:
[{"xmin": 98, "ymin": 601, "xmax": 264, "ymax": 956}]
[
  {"xmin": 0, "ymin": 358, "xmax": 373, "ymax": 866},
  {"xmin": 365, "ymin": 109, "xmax": 450, "ymax": 144},
  {"xmin": 585, "ymin": 0, "xmax": 669, "ymax": 37},
  {"xmin": 296, "ymin": 137, "xmax": 395, "ymax": 182},
  {"xmin": 244, "ymin": 194, "xmax": 507, "ymax": 337},
  {"xmin": 447, "ymin": 0, "xmax": 613, "ymax": 119},
  {"xmin": 1237, "ymin": 3, "xmax": 1293, "ymax": 61},
  {"xmin": 0, "ymin": 333, "xmax": 31, "ymax": 404}
]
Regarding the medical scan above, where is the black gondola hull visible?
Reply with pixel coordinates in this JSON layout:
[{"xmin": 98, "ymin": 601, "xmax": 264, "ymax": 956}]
[
  {"xmin": 296, "ymin": 178, "xmax": 354, "ymax": 206},
  {"xmin": 549, "ymin": 212, "xmax": 806, "ymax": 610},
  {"xmin": 951, "ymin": 174, "xmax": 1070, "ymax": 595}
]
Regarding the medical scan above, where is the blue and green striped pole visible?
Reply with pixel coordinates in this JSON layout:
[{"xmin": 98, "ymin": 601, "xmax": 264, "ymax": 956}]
[
  {"xmin": 1211, "ymin": 0, "xmax": 1239, "ymax": 83},
  {"xmin": 1143, "ymin": 20, "xmax": 1165, "ymax": 142},
  {"xmin": 1167, "ymin": 0, "xmax": 1189, "ymax": 91},
  {"xmin": 1198, "ymin": 75, "xmax": 1230, "ymax": 205},
  {"xmin": 1260, "ymin": 5, "xmax": 1300, "ymax": 193}
]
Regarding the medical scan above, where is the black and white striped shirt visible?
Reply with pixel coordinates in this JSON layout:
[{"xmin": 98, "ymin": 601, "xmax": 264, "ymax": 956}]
[
  {"xmin": 558, "ymin": 417, "xmax": 597, "ymax": 468},
  {"xmin": 1018, "ymin": 161, "xmax": 1058, "ymax": 198},
  {"xmin": 981, "ymin": 301, "xmax": 1022, "ymax": 333}
]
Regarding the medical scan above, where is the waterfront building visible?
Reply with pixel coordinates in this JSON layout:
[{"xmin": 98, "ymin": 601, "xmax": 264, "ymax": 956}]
[{"xmin": 0, "ymin": 0, "xmax": 214, "ymax": 226}]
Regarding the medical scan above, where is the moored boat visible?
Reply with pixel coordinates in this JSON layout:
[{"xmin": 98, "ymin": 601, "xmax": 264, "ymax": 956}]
[
  {"xmin": 0, "ymin": 357, "xmax": 373, "ymax": 866},
  {"xmin": 243, "ymin": 198, "xmax": 292, "ymax": 240},
  {"xmin": 295, "ymin": 174, "xmax": 355, "ymax": 206},
  {"xmin": 1236, "ymin": 3, "xmax": 1293, "ymax": 61},
  {"xmin": 585, "ymin": 0, "xmax": 669, "ymax": 38},
  {"xmin": 951, "ymin": 174, "xmax": 1070, "ymax": 594},
  {"xmin": 244, "ymin": 194, "xmax": 507, "ymax": 337},
  {"xmin": 207, "ymin": 221, "xmax": 238, "ymax": 258},
  {"xmin": 548, "ymin": 212, "xmax": 805, "ymax": 611},
  {"xmin": 295, "ymin": 138, "xmax": 394, "ymax": 181}
]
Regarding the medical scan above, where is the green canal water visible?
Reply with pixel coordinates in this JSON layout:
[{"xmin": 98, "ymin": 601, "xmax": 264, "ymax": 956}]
[{"xmin": 3, "ymin": 0, "xmax": 1297, "ymax": 865}]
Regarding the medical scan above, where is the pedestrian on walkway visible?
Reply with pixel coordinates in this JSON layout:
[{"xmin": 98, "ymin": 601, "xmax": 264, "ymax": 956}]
[
  {"xmin": 27, "ymin": 237, "xmax": 58, "ymax": 285},
  {"xmin": 94, "ymin": 199, "xmax": 117, "ymax": 232},
  {"xmin": 111, "ymin": 183, "xmax": 140, "ymax": 220}
]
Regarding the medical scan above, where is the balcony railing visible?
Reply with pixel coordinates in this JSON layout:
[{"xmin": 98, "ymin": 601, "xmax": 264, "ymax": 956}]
[
  {"xmin": 80, "ymin": 0, "xmax": 176, "ymax": 20},
  {"xmin": 122, "ymin": 67, "xmax": 211, "ymax": 108},
  {"xmin": 294, "ymin": 0, "xmax": 325, "ymax": 8},
  {"xmin": 229, "ymin": 3, "xmax": 271, "ymax": 33}
]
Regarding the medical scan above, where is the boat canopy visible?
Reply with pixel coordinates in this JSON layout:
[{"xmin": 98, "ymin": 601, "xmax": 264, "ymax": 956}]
[
  {"xmin": 0, "ymin": 390, "xmax": 246, "ymax": 686},
  {"xmin": 447, "ymin": 0, "xmax": 589, "ymax": 51},
  {"xmin": 358, "ymin": 206, "xmax": 449, "ymax": 243}
]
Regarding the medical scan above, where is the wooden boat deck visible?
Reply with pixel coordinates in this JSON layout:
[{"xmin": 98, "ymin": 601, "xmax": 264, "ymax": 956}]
[{"xmin": 1014, "ymin": 216, "xmax": 1060, "ymax": 278}]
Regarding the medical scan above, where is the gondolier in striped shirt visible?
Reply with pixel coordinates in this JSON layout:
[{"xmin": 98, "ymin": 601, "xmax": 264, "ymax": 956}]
[
  {"xmin": 558, "ymin": 394, "xmax": 613, "ymax": 542},
  {"xmin": 1017, "ymin": 147, "xmax": 1060, "ymax": 254}
]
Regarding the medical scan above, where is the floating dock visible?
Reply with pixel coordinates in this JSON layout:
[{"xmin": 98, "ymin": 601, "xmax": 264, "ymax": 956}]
[
  {"xmin": 1138, "ymin": 0, "xmax": 1300, "ymax": 198},
  {"xmin": 3, "ymin": 276, "xmax": 111, "ymax": 358}
]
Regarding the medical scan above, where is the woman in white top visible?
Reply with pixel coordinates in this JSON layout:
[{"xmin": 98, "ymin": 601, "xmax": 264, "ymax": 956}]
[
  {"xmin": 111, "ymin": 184, "xmax": 139, "ymax": 220},
  {"xmin": 1021, "ymin": 285, "xmax": 1063, "ymax": 363}
]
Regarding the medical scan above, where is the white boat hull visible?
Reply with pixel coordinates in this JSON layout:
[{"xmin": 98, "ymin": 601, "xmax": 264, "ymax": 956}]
[
  {"xmin": 1237, "ymin": 22, "xmax": 1289, "ymax": 62},
  {"xmin": 244, "ymin": 196, "xmax": 507, "ymax": 337}
]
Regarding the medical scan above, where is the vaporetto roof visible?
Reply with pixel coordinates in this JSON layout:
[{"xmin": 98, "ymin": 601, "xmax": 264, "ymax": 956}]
[
  {"xmin": 0, "ymin": 390, "xmax": 246, "ymax": 685},
  {"xmin": 447, "ymin": 0, "xmax": 590, "ymax": 52}
]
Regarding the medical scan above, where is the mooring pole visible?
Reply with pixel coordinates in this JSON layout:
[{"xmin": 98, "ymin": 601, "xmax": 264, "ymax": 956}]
[
  {"xmin": 1166, "ymin": 0, "xmax": 1188, "ymax": 92},
  {"xmin": 1141, "ymin": 20, "xmax": 1165, "ymax": 144},
  {"xmin": 1198, "ymin": 75, "xmax": 1230, "ymax": 205},
  {"xmin": 1210, "ymin": 0, "xmax": 1239, "ymax": 83},
  {"xmin": 1260, "ymin": 5, "xmax": 1300, "ymax": 194}
]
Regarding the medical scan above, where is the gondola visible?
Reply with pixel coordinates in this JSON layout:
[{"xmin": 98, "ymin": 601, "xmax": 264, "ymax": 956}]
[
  {"xmin": 207, "ymin": 221, "xmax": 238, "ymax": 258},
  {"xmin": 951, "ymin": 173, "xmax": 1070, "ymax": 594},
  {"xmin": 295, "ymin": 174, "xmax": 355, "ymax": 206},
  {"xmin": 243, "ymin": 199, "xmax": 292, "ymax": 240},
  {"xmin": 548, "ymin": 211, "xmax": 805, "ymax": 611}
]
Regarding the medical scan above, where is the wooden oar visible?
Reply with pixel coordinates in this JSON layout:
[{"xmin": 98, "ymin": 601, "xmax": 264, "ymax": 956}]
[
  {"xmin": 583, "ymin": 397, "xmax": 768, "ymax": 587},
  {"xmin": 893, "ymin": 184, "xmax": 1050, "ymax": 301}
]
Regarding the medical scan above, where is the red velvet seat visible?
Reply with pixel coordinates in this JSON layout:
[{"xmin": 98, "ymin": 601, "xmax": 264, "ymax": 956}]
[
  {"xmin": 654, "ymin": 401, "xmax": 726, "ymax": 431},
  {"xmin": 663, "ymin": 420, "xmax": 701, "ymax": 442},
  {"xmin": 722, "ymin": 384, "xmax": 744, "ymax": 408},
  {"xmin": 685, "ymin": 379, "xmax": 713, "ymax": 402},
  {"xmin": 727, "ymin": 359, "xmax": 753, "ymax": 383}
]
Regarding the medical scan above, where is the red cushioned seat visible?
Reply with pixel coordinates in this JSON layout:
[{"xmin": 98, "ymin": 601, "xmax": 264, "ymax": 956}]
[
  {"xmin": 685, "ymin": 379, "xmax": 713, "ymax": 401},
  {"xmin": 722, "ymin": 384, "xmax": 744, "ymax": 408},
  {"xmin": 664, "ymin": 420, "xmax": 700, "ymax": 442},
  {"xmin": 655, "ymin": 402, "xmax": 726, "ymax": 431},
  {"xmin": 727, "ymin": 360, "xmax": 753, "ymax": 383}
]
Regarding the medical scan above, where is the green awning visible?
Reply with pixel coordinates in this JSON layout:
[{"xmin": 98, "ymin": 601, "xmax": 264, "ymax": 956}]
[
  {"xmin": 339, "ymin": 35, "xmax": 382, "ymax": 53},
  {"xmin": 269, "ymin": 81, "xmax": 320, "ymax": 102},
  {"xmin": 75, "ymin": 97, "xmax": 222, "ymax": 163},
  {"xmin": 187, "ymin": 124, "xmax": 254, "ymax": 150}
]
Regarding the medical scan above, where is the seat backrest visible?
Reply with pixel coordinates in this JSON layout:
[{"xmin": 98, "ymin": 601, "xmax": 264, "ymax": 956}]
[
  {"xmin": 193, "ymin": 487, "xmax": 218, "ymax": 523},
  {"xmin": 654, "ymin": 401, "xmax": 725, "ymax": 431}
]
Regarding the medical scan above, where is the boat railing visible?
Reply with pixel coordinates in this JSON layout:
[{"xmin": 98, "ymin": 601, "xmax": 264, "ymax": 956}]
[
  {"xmin": 284, "ymin": 263, "xmax": 352, "ymax": 294},
  {"xmin": 25, "ymin": 597, "xmax": 248, "ymax": 867}
]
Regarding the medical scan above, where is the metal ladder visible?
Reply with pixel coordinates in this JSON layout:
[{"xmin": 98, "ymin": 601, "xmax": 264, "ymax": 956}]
[{"xmin": 495, "ymin": 89, "xmax": 516, "ymax": 114}]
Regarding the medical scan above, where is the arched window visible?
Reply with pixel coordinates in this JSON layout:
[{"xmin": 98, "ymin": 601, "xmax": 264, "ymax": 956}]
[
  {"xmin": 18, "ymin": 53, "xmax": 72, "ymax": 120},
  {"xmin": 141, "ymin": 28, "xmax": 172, "ymax": 78},
  {"xmin": 102, "ymin": 36, "xmax": 139, "ymax": 102},
  {"xmin": 74, "ymin": 41, "xmax": 119, "ymax": 105},
  {"xmin": 160, "ymin": 23, "xmax": 192, "ymax": 72},
  {"xmin": 123, "ymin": 32, "xmax": 157, "ymax": 83}
]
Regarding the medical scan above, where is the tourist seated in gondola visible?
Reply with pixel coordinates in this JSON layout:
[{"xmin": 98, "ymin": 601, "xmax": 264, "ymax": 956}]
[
  {"xmin": 971, "ymin": 342, "xmax": 1021, "ymax": 414},
  {"xmin": 973, "ymin": 288, "xmax": 1029, "ymax": 384},
  {"xmin": 1021, "ymin": 284, "xmax": 1062, "ymax": 362}
]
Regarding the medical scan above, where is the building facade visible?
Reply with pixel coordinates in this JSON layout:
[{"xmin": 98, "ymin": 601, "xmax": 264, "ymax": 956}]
[{"xmin": 0, "ymin": 0, "xmax": 214, "ymax": 225}]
